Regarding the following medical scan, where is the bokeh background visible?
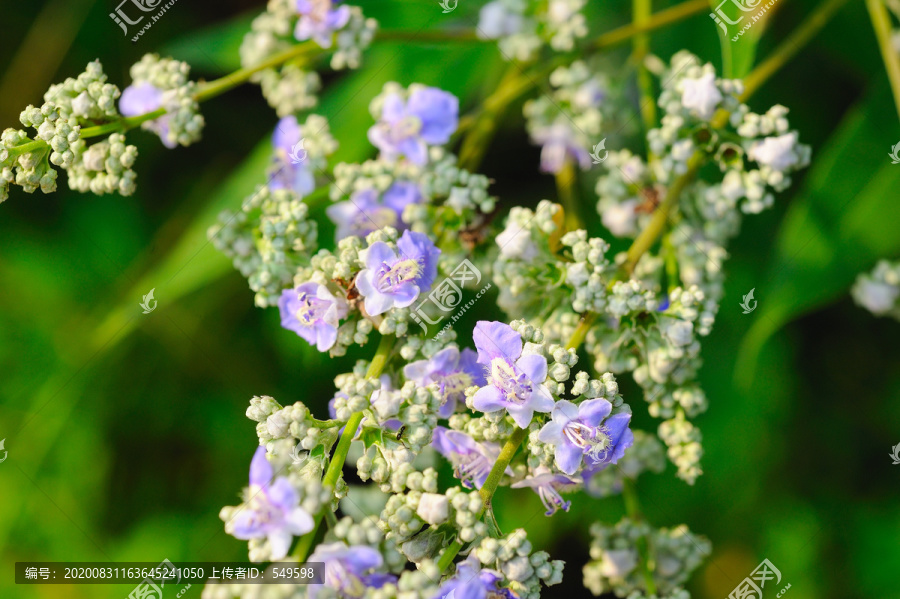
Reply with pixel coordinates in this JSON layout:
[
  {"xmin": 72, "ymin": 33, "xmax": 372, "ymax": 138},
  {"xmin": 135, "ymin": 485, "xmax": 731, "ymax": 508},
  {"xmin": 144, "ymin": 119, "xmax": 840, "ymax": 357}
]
[{"xmin": 2, "ymin": 0, "xmax": 900, "ymax": 598}]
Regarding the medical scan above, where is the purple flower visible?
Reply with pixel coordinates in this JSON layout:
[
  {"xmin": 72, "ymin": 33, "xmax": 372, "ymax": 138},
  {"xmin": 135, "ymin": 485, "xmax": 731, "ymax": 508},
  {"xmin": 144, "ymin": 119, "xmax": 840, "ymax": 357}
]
[
  {"xmin": 270, "ymin": 115, "xmax": 315, "ymax": 196},
  {"xmin": 294, "ymin": 0, "xmax": 351, "ymax": 49},
  {"xmin": 432, "ymin": 427, "xmax": 502, "ymax": 489},
  {"xmin": 278, "ymin": 282, "xmax": 349, "ymax": 352},
  {"xmin": 308, "ymin": 542, "xmax": 395, "ymax": 598},
  {"xmin": 356, "ymin": 230, "xmax": 441, "ymax": 316},
  {"xmin": 537, "ymin": 399, "xmax": 634, "ymax": 475},
  {"xmin": 531, "ymin": 122, "xmax": 591, "ymax": 174},
  {"xmin": 432, "ymin": 556, "xmax": 515, "ymax": 599},
  {"xmin": 510, "ymin": 466, "xmax": 580, "ymax": 516},
  {"xmin": 367, "ymin": 86, "xmax": 459, "ymax": 165},
  {"xmin": 119, "ymin": 82, "xmax": 175, "ymax": 148},
  {"xmin": 403, "ymin": 346, "xmax": 485, "ymax": 418},
  {"xmin": 326, "ymin": 181, "xmax": 422, "ymax": 241},
  {"xmin": 470, "ymin": 321, "xmax": 554, "ymax": 428},
  {"xmin": 227, "ymin": 447, "xmax": 314, "ymax": 559}
]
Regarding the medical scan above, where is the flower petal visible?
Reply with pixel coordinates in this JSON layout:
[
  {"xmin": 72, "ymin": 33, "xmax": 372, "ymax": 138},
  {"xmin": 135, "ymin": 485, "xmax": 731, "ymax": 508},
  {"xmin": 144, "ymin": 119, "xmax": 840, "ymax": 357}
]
[
  {"xmin": 555, "ymin": 442, "xmax": 583, "ymax": 476},
  {"xmin": 516, "ymin": 353, "xmax": 547, "ymax": 384},
  {"xmin": 249, "ymin": 446, "xmax": 272, "ymax": 487},
  {"xmin": 473, "ymin": 321, "xmax": 522, "ymax": 364},
  {"xmin": 471, "ymin": 385, "xmax": 507, "ymax": 413},
  {"xmin": 578, "ymin": 398, "xmax": 613, "ymax": 426},
  {"xmin": 537, "ymin": 421, "xmax": 564, "ymax": 445}
]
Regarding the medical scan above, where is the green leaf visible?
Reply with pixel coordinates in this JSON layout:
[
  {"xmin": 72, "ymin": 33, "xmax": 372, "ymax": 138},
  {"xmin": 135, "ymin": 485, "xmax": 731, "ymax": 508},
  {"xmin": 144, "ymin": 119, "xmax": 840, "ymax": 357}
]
[
  {"xmin": 482, "ymin": 503, "xmax": 503, "ymax": 539},
  {"xmin": 709, "ymin": 0, "xmax": 767, "ymax": 78},
  {"xmin": 359, "ymin": 426, "xmax": 384, "ymax": 451},
  {"xmin": 735, "ymin": 84, "xmax": 900, "ymax": 385}
]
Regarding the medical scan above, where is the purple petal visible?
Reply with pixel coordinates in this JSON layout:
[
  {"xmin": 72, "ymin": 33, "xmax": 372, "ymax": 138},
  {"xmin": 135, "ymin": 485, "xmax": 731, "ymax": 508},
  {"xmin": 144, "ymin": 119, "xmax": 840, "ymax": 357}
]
[
  {"xmin": 249, "ymin": 446, "xmax": 272, "ymax": 487},
  {"xmin": 527, "ymin": 386, "xmax": 556, "ymax": 414},
  {"xmin": 407, "ymin": 87, "xmax": 459, "ymax": 144},
  {"xmin": 537, "ymin": 421, "xmax": 564, "ymax": 445},
  {"xmin": 516, "ymin": 354, "xmax": 547, "ymax": 384},
  {"xmin": 119, "ymin": 82, "xmax": 163, "ymax": 117},
  {"xmin": 555, "ymin": 442, "xmax": 583, "ymax": 475},
  {"xmin": 382, "ymin": 181, "xmax": 422, "ymax": 213},
  {"xmin": 268, "ymin": 529, "xmax": 293, "ymax": 560},
  {"xmin": 551, "ymin": 400, "xmax": 579, "ymax": 425},
  {"xmin": 473, "ymin": 321, "xmax": 522, "ymax": 364},
  {"xmin": 342, "ymin": 545, "xmax": 384, "ymax": 572},
  {"xmin": 285, "ymin": 507, "xmax": 315, "ymax": 535},
  {"xmin": 364, "ymin": 241, "xmax": 397, "ymax": 268},
  {"xmin": 577, "ymin": 398, "xmax": 613, "ymax": 426},
  {"xmin": 429, "ymin": 346, "xmax": 460, "ymax": 375},
  {"xmin": 506, "ymin": 404, "xmax": 535, "ymax": 429},
  {"xmin": 471, "ymin": 385, "xmax": 507, "ymax": 413},
  {"xmin": 267, "ymin": 477, "xmax": 298, "ymax": 510},
  {"xmin": 272, "ymin": 115, "xmax": 301, "ymax": 152}
]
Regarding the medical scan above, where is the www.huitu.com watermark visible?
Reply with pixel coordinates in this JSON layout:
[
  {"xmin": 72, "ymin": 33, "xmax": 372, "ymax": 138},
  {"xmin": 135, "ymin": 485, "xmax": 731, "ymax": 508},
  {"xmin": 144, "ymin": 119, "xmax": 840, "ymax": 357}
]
[
  {"xmin": 709, "ymin": 0, "xmax": 780, "ymax": 42},
  {"xmin": 110, "ymin": 0, "xmax": 181, "ymax": 42}
]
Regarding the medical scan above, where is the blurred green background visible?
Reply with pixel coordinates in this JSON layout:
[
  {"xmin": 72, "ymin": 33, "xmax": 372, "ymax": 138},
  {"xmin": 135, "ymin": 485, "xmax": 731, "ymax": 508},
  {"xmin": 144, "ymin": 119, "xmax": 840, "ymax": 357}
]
[{"xmin": 2, "ymin": 0, "xmax": 900, "ymax": 598}]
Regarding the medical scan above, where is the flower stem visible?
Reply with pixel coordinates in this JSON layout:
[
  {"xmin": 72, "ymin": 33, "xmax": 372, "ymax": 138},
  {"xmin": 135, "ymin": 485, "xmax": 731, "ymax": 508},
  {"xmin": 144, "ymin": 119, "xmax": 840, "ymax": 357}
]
[
  {"xmin": 633, "ymin": 0, "xmax": 657, "ymax": 132},
  {"xmin": 293, "ymin": 333, "xmax": 395, "ymax": 561},
  {"xmin": 556, "ymin": 159, "xmax": 582, "ymax": 231},
  {"xmin": 866, "ymin": 0, "xmax": 900, "ymax": 122},
  {"xmin": 436, "ymin": 425, "xmax": 530, "ymax": 572},
  {"xmin": 592, "ymin": 0, "xmax": 709, "ymax": 51},
  {"xmin": 622, "ymin": 478, "xmax": 657, "ymax": 596}
]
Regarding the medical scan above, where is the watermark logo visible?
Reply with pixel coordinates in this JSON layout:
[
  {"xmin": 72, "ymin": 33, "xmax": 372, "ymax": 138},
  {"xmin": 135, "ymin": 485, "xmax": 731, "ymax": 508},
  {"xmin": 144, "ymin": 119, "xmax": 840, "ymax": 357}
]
[
  {"xmin": 728, "ymin": 558, "xmax": 789, "ymax": 598},
  {"xmin": 141, "ymin": 288, "xmax": 158, "ymax": 314},
  {"xmin": 890, "ymin": 443, "xmax": 900, "ymax": 465},
  {"xmin": 889, "ymin": 142, "xmax": 900, "ymax": 164},
  {"xmin": 290, "ymin": 445, "xmax": 306, "ymax": 465},
  {"xmin": 127, "ymin": 558, "xmax": 189, "ymax": 599},
  {"xmin": 590, "ymin": 139, "xmax": 609, "ymax": 164},
  {"xmin": 439, "ymin": 0, "xmax": 458, "ymax": 13},
  {"xmin": 409, "ymin": 259, "xmax": 489, "ymax": 334},
  {"xmin": 740, "ymin": 288, "xmax": 757, "ymax": 314},
  {"xmin": 0, "ymin": 439, "xmax": 7, "ymax": 464},
  {"xmin": 110, "ymin": 0, "xmax": 162, "ymax": 35},
  {"xmin": 289, "ymin": 140, "xmax": 307, "ymax": 164},
  {"xmin": 709, "ymin": 0, "xmax": 776, "ymax": 42}
]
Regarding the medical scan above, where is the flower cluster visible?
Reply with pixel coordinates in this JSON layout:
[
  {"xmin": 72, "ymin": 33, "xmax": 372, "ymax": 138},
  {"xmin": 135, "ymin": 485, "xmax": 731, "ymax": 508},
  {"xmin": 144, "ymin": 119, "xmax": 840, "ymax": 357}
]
[
  {"xmin": 524, "ymin": 61, "xmax": 609, "ymax": 173},
  {"xmin": 853, "ymin": 260, "xmax": 900, "ymax": 320},
  {"xmin": 239, "ymin": 0, "xmax": 376, "ymax": 115},
  {"xmin": 478, "ymin": 0, "xmax": 590, "ymax": 60},
  {"xmin": 583, "ymin": 518, "xmax": 710, "ymax": 598}
]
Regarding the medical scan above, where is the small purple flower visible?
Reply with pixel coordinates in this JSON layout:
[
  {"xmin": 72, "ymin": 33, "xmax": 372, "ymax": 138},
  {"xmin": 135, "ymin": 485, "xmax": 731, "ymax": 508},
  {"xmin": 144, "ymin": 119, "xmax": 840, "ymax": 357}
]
[
  {"xmin": 326, "ymin": 181, "xmax": 422, "ymax": 241},
  {"xmin": 356, "ymin": 230, "xmax": 441, "ymax": 316},
  {"xmin": 510, "ymin": 466, "xmax": 580, "ymax": 516},
  {"xmin": 308, "ymin": 542, "xmax": 396, "ymax": 598},
  {"xmin": 119, "ymin": 82, "xmax": 175, "ymax": 148},
  {"xmin": 470, "ymin": 321, "xmax": 554, "ymax": 428},
  {"xmin": 432, "ymin": 556, "xmax": 515, "ymax": 599},
  {"xmin": 367, "ymin": 86, "xmax": 459, "ymax": 165},
  {"xmin": 432, "ymin": 427, "xmax": 501, "ymax": 489},
  {"xmin": 294, "ymin": 0, "xmax": 351, "ymax": 49},
  {"xmin": 278, "ymin": 282, "xmax": 349, "ymax": 352},
  {"xmin": 403, "ymin": 346, "xmax": 485, "ymax": 418},
  {"xmin": 531, "ymin": 122, "xmax": 591, "ymax": 174},
  {"xmin": 270, "ymin": 115, "xmax": 315, "ymax": 196},
  {"xmin": 537, "ymin": 399, "xmax": 634, "ymax": 475},
  {"xmin": 227, "ymin": 447, "xmax": 315, "ymax": 559}
]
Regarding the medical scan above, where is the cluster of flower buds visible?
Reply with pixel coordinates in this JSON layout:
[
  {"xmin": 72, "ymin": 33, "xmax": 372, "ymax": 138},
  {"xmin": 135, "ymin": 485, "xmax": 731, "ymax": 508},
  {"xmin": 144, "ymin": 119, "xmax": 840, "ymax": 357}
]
[
  {"xmin": 853, "ymin": 260, "xmax": 900, "ymax": 320},
  {"xmin": 477, "ymin": 0, "xmax": 589, "ymax": 60},
  {"xmin": 240, "ymin": 0, "xmax": 376, "ymax": 115},
  {"xmin": 524, "ymin": 61, "xmax": 609, "ymax": 173},
  {"xmin": 583, "ymin": 517, "xmax": 710, "ymax": 598}
]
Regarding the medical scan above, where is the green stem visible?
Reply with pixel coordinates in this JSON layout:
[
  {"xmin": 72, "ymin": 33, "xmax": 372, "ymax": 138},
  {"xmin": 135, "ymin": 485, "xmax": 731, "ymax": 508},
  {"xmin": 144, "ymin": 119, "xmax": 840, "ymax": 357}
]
[
  {"xmin": 374, "ymin": 29, "xmax": 481, "ymax": 43},
  {"xmin": 633, "ymin": 0, "xmax": 657, "ymax": 132},
  {"xmin": 742, "ymin": 0, "xmax": 851, "ymax": 101},
  {"xmin": 591, "ymin": 0, "xmax": 709, "ymax": 51},
  {"xmin": 866, "ymin": 0, "xmax": 900, "ymax": 122},
  {"xmin": 623, "ymin": 479, "xmax": 657, "ymax": 596},
  {"xmin": 436, "ymin": 426, "xmax": 530, "ymax": 572},
  {"xmin": 293, "ymin": 333, "xmax": 395, "ymax": 561},
  {"xmin": 555, "ymin": 159, "xmax": 582, "ymax": 231}
]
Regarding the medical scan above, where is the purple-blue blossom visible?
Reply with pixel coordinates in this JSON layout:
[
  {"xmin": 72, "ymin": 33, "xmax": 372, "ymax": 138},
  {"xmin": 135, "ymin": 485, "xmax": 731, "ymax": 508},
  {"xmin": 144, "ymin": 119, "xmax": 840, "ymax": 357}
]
[
  {"xmin": 356, "ymin": 230, "xmax": 440, "ymax": 316},
  {"xmin": 294, "ymin": 0, "xmax": 351, "ymax": 48},
  {"xmin": 537, "ymin": 399, "xmax": 634, "ymax": 475},
  {"xmin": 326, "ymin": 181, "xmax": 422, "ymax": 241},
  {"xmin": 367, "ymin": 86, "xmax": 459, "ymax": 165},
  {"xmin": 470, "ymin": 321, "xmax": 554, "ymax": 428},
  {"xmin": 531, "ymin": 122, "xmax": 592, "ymax": 174},
  {"xmin": 119, "ymin": 82, "xmax": 175, "ymax": 148},
  {"xmin": 226, "ymin": 447, "xmax": 314, "ymax": 560},
  {"xmin": 278, "ymin": 282, "xmax": 349, "ymax": 352},
  {"xmin": 270, "ymin": 115, "xmax": 315, "ymax": 195},
  {"xmin": 510, "ymin": 466, "xmax": 579, "ymax": 516},
  {"xmin": 432, "ymin": 427, "xmax": 501, "ymax": 489},
  {"xmin": 308, "ymin": 542, "xmax": 396, "ymax": 598},
  {"xmin": 403, "ymin": 346, "xmax": 485, "ymax": 418},
  {"xmin": 432, "ymin": 556, "xmax": 515, "ymax": 599}
]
